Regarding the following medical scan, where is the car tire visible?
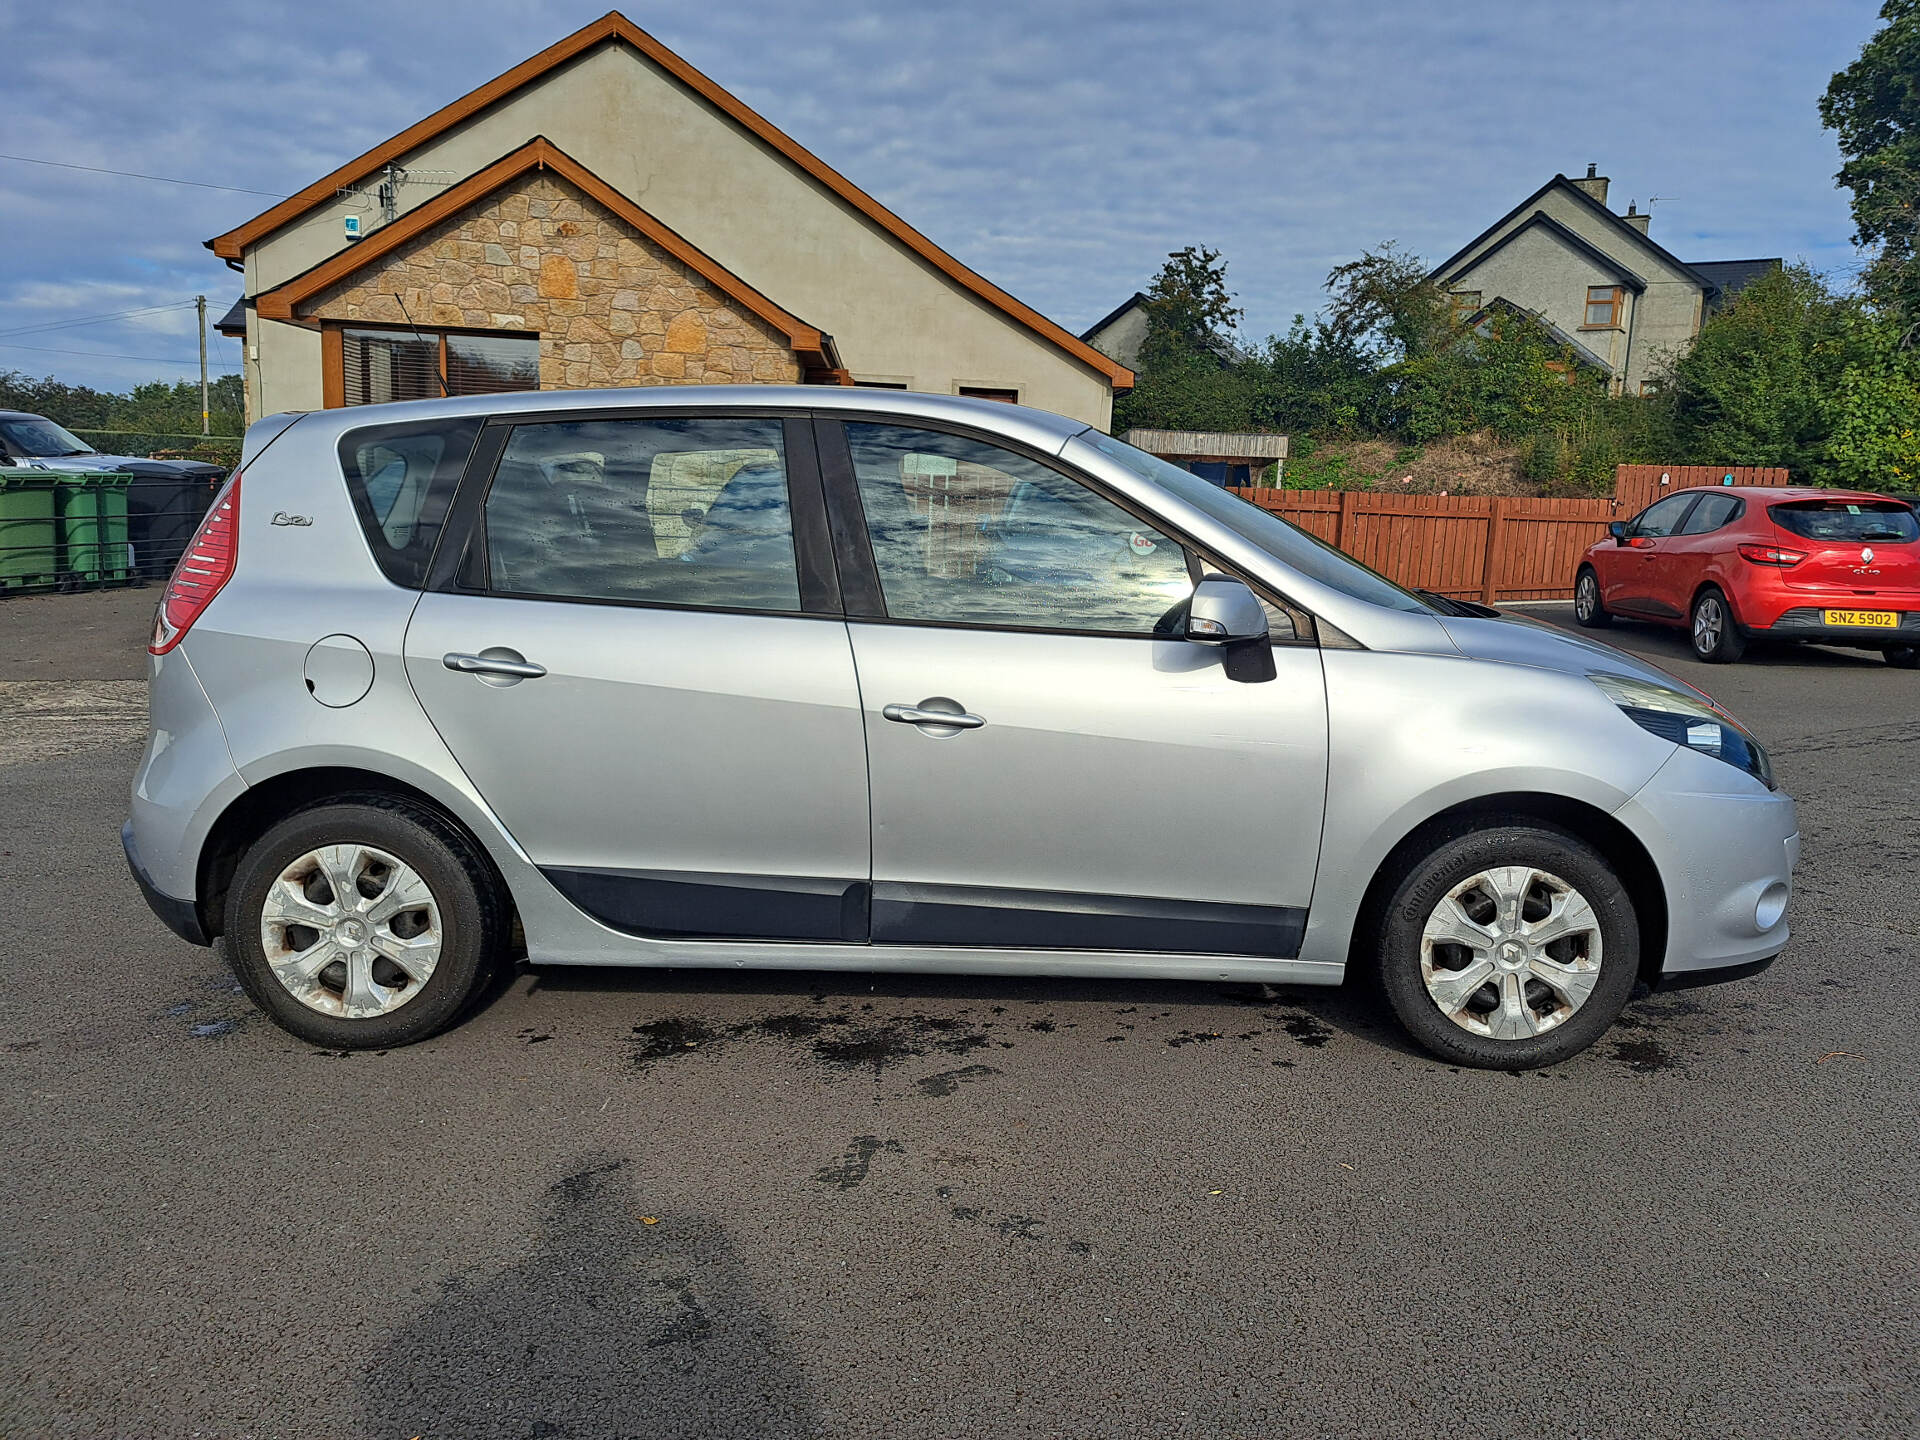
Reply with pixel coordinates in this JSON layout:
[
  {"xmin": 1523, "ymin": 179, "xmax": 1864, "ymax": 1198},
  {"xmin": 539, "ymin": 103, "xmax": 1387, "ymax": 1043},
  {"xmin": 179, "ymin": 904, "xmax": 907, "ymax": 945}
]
[
  {"xmin": 224, "ymin": 796, "xmax": 508, "ymax": 1049},
  {"xmin": 1690, "ymin": 586, "xmax": 1746, "ymax": 663},
  {"xmin": 1573, "ymin": 567, "xmax": 1612, "ymax": 628},
  {"xmin": 1372, "ymin": 822, "xmax": 1640, "ymax": 1069},
  {"xmin": 1886, "ymin": 644, "xmax": 1919, "ymax": 669}
]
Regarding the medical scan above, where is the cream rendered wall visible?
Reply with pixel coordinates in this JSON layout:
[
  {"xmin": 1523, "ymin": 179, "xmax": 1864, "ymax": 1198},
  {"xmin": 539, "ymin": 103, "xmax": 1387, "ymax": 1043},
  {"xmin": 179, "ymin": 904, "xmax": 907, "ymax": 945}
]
[
  {"xmin": 1085, "ymin": 303, "xmax": 1150, "ymax": 370},
  {"xmin": 244, "ymin": 43, "xmax": 1114, "ymax": 427},
  {"xmin": 1444, "ymin": 185, "xmax": 1705, "ymax": 394}
]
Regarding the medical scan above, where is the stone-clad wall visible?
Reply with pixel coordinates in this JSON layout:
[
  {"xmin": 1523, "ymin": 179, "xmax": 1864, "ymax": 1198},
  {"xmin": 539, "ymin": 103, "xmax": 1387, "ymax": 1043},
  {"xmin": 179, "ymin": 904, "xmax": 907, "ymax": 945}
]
[{"xmin": 305, "ymin": 172, "xmax": 802, "ymax": 389}]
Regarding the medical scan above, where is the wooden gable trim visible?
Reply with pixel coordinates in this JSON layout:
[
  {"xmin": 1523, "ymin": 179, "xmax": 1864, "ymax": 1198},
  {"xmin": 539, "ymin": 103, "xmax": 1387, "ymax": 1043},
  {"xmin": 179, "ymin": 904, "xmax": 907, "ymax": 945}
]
[
  {"xmin": 208, "ymin": 11, "xmax": 1132, "ymax": 390},
  {"xmin": 252, "ymin": 137, "xmax": 844, "ymax": 377}
]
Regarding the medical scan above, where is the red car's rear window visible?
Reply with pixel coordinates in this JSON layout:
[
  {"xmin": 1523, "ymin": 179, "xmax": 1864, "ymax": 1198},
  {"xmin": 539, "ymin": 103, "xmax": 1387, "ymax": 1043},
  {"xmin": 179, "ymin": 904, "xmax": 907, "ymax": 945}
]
[{"xmin": 1768, "ymin": 499, "xmax": 1919, "ymax": 544}]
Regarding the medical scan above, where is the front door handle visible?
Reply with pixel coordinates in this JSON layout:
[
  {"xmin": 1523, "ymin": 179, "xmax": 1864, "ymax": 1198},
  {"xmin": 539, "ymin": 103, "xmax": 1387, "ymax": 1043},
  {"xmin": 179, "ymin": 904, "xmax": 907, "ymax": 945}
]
[
  {"xmin": 443, "ymin": 651, "xmax": 547, "ymax": 681},
  {"xmin": 882, "ymin": 700, "xmax": 985, "ymax": 732}
]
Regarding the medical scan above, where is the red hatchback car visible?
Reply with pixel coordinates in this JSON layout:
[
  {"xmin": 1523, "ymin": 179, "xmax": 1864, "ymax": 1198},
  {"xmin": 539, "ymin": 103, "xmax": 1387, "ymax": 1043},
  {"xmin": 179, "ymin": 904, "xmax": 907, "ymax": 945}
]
[{"xmin": 1574, "ymin": 485, "xmax": 1920, "ymax": 666}]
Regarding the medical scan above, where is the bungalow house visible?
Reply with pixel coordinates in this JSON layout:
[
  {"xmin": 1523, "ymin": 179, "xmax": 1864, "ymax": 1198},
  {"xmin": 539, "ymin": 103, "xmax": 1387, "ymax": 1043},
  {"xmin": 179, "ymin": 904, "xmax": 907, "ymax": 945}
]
[
  {"xmin": 1428, "ymin": 166, "xmax": 1778, "ymax": 394},
  {"xmin": 206, "ymin": 12, "xmax": 1131, "ymax": 427}
]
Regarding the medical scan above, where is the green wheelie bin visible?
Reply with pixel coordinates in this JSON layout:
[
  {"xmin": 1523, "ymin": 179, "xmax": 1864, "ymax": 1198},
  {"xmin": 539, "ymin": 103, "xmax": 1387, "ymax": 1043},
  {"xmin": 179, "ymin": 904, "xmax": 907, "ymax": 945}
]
[
  {"xmin": 0, "ymin": 473, "xmax": 59, "ymax": 591},
  {"xmin": 56, "ymin": 472, "xmax": 133, "ymax": 585}
]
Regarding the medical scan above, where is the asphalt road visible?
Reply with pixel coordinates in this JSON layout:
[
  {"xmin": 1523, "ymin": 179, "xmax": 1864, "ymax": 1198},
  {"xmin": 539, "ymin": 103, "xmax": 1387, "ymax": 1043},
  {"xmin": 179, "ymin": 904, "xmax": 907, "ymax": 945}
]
[{"xmin": 3, "ymin": 593, "xmax": 1916, "ymax": 1439}]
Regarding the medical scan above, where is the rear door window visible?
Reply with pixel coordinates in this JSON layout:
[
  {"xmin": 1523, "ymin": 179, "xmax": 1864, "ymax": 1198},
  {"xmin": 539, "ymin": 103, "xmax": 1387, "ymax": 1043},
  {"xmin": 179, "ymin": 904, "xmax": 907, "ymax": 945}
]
[
  {"xmin": 1769, "ymin": 500, "xmax": 1919, "ymax": 543},
  {"xmin": 1629, "ymin": 493, "xmax": 1698, "ymax": 538},
  {"xmin": 338, "ymin": 418, "xmax": 481, "ymax": 588},
  {"xmin": 1677, "ymin": 493, "xmax": 1743, "ymax": 535},
  {"xmin": 481, "ymin": 416, "xmax": 801, "ymax": 612}
]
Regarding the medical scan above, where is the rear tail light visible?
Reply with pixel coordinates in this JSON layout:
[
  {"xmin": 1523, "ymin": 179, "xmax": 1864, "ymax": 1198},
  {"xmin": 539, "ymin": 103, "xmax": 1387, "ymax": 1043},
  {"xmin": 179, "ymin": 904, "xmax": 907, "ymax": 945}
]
[
  {"xmin": 1737, "ymin": 542, "xmax": 1807, "ymax": 567},
  {"xmin": 150, "ymin": 473, "xmax": 240, "ymax": 655}
]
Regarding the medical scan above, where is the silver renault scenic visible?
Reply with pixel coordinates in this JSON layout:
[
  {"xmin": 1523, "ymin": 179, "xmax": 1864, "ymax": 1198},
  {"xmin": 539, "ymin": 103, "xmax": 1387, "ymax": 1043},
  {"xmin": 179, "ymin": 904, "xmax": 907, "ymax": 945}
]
[{"xmin": 124, "ymin": 388, "xmax": 1797, "ymax": 1068}]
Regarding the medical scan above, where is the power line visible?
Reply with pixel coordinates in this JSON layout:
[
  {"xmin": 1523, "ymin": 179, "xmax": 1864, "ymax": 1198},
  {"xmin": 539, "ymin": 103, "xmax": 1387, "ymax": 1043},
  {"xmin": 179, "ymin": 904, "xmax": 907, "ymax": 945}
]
[
  {"xmin": 0, "ymin": 300, "xmax": 199, "ymax": 340},
  {"xmin": 0, "ymin": 339, "xmax": 239, "ymax": 369},
  {"xmin": 0, "ymin": 152, "xmax": 287, "ymax": 198}
]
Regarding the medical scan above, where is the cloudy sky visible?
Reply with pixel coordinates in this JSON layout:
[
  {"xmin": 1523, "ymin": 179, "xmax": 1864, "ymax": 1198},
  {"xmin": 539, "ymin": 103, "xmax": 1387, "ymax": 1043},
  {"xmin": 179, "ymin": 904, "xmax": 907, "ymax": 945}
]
[{"xmin": 0, "ymin": 0, "xmax": 1882, "ymax": 399}]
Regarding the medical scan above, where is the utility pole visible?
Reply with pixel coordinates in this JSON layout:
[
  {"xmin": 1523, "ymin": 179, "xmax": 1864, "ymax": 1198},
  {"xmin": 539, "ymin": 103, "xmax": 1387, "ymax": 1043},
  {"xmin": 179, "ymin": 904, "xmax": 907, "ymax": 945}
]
[{"xmin": 195, "ymin": 295, "xmax": 209, "ymax": 435}]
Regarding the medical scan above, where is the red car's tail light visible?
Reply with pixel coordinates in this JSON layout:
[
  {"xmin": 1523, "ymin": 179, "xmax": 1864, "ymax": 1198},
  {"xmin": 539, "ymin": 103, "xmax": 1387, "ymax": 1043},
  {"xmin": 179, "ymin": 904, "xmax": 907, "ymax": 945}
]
[
  {"xmin": 1736, "ymin": 542, "xmax": 1807, "ymax": 567},
  {"xmin": 150, "ymin": 474, "xmax": 240, "ymax": 655}
]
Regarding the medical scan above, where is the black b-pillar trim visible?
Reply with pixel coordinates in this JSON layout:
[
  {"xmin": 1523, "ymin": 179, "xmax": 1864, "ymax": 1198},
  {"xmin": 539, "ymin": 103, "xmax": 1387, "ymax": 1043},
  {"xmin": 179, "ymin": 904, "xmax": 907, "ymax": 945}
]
[
  {"xmin": 810, "ymin": 416, "xmax": 887, "ymax": 618},
  {"xmin": 871, "ymin": 882, "xmax": 1306, "ymax": 958},
  {"xmin": 781, "ymin": 415, "xmax": 843, "ymax": 614},
  {"xmin": 543, "ymin": 866, "xmax": 871, "ymax": 942}
]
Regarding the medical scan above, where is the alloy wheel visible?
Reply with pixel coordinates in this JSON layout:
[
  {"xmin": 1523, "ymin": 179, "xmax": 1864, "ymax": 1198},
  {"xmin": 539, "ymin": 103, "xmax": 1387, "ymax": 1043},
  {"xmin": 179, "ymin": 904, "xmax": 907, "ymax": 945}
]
[
  {"xmin": 1419, "ymin": 866, "xmax": 1603, "ymax": 1040},
  {"xmin": 1575, "ymin": 573, "xmax": 1599, "ymax": 622},
  {"xmin": 259, "ymin": 843, "xmax": 442, "ymax": 1019},
  {"xmin": 1693, "ymin": 595, "xmax": 1724, "ymax": 654}
]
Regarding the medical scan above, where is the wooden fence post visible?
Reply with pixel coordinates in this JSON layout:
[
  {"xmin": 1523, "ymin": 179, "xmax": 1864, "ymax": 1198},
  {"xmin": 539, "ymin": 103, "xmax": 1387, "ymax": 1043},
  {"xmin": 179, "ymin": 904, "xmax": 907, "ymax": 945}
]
[
  {"xmin": 1335, "ymin": 489, "xmax": 1359, "ymax": 551},
  {"xmin": 1481, "ymin": 498, "xmax": 1508, "ymax": 606}
]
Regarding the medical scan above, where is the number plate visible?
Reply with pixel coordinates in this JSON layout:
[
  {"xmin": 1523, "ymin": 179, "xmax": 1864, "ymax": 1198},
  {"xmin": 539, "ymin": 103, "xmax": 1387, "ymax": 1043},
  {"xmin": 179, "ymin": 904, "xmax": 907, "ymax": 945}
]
[{"xmin": 1821, "ymin": 609, "xmax": 1898, "ymax": 628}]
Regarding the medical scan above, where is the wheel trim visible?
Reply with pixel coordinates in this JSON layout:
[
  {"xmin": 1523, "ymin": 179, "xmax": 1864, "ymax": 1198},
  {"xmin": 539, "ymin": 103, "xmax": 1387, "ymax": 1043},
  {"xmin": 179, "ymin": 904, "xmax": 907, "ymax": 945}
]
[
  {"xmin": 259, "ymin": 843, "xmax": 442, "ymax": 1019},
  {"xmin": 1694, "ymin": 596, "xmax": 1723, "ymax": 652},
  {"xmin": 1419, "ymin": 866, "xmax": 1603, "ymax": 1041},
  {"xmin": 1576, "ymin": 573, "xmax": 1598, "ymax": 620}
]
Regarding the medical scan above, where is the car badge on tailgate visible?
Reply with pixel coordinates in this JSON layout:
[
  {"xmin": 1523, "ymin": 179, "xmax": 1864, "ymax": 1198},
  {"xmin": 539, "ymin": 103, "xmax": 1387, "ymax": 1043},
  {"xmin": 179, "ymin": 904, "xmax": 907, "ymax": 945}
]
[{"xmin": 270, "ymin": 512, "xmax": 313, "ymax": 526}]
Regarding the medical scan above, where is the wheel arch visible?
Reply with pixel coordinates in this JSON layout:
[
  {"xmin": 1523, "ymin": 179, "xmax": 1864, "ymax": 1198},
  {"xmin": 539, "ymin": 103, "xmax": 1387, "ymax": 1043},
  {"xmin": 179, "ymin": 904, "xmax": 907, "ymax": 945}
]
[
  {"xmin": 1349, "ymin": 790, "xmax": 1668, "ymax": 988},
  {"xmin": 196, "ymin": 766, "xmax": 518, "ymax": 942}
]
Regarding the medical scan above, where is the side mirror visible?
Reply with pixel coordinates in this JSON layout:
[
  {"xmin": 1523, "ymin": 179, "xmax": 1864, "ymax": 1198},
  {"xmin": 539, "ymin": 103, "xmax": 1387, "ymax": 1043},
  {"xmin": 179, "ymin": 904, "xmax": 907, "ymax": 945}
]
[
  {"xmin": 1608, "ymin": 520, "xmax": 1628, "ymax": 543},
  {"xmin": 1185, "ymin": 575, "xmax": 1269, "ymax": 646},
  {"xmin": 1185, "ymin": 575, "xmax": 1276, "ymax": 683}
]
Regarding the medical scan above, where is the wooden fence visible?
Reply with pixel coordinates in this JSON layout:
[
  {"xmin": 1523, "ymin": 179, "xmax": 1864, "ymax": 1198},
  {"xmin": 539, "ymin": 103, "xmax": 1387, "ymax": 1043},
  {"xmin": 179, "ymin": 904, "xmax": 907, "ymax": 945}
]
[
  {"xmin": 1613, "ymin": 464, "xmax": 1793, "ymax": 513},
  {"xmin": 1229, "ymin": 488, "xmax": 1616, "ymax": 603}
]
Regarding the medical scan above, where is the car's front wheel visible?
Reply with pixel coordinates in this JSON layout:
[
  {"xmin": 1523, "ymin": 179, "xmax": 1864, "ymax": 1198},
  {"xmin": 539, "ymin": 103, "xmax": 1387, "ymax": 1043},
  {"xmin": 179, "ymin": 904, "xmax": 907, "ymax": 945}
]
[
  {"xmin": 1373, "ymin": 822, "xmax": 1640, "ymax": 1068},
  {"xmin": 1573, "ymin": 567, "xmax": 1611, "ymax": 628},
  {"xmin": 1690, "ymin": 586, "xmax": 1747, "ymax": 663},
  {"xmin": 224, "ymin": 796, "xmax": 508, "ymax": 1048}
]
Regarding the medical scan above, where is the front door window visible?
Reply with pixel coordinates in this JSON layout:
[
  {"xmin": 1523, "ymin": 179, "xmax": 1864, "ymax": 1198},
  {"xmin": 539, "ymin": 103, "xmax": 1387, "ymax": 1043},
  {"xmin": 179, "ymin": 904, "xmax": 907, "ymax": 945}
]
[{"xmin": 843, "ymin": 422, "xmax": 1193, "ymax": 633}]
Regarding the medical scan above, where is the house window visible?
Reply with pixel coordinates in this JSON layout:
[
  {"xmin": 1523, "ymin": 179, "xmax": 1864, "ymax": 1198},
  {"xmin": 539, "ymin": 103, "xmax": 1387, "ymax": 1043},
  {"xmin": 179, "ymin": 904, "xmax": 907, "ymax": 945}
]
[
  {"xmin": 957, "ymin": 385, "xmax": 1019, "ymax": 404},
  {"xmin": 1582, "ymin": 286, "xmax": 1623, "ymax": 329},
  {"xmin": 1450, "ymin": 291, "xmax": 1482, "ymax": 321},
  {"xmin": 337, "ymin": 325, "xmax": 540, "ymax": 407}
]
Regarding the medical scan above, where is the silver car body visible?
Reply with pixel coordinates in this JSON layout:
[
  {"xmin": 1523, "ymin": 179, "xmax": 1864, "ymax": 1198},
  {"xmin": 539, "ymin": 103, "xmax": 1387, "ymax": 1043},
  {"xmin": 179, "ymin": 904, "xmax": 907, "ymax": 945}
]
[{"xmin": 125, "ymin": 386, "xmax": 1797, "ymax": 988}]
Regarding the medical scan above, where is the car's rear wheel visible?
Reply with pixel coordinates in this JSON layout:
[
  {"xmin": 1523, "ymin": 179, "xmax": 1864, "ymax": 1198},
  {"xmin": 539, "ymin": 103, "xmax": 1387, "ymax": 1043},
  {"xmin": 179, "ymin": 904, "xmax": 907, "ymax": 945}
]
[
  {"xmin": 1886, "ymin": 644, "xmax": 1919, "ymax": 669},
  {"xmin": 1373, "ymin": 823, "xmax": 1640, "ymax": 1069},
  {"xmin": 1690, "ymin": 586, "xmax": 1746, "ymax": 663},
  {"xmin": 224, "ymin": 796, "xmax": 507, "ymax": 1048},
  {"xmin": 1573, "ymin": 567, "xmax": 1611, "ymax": 628}
]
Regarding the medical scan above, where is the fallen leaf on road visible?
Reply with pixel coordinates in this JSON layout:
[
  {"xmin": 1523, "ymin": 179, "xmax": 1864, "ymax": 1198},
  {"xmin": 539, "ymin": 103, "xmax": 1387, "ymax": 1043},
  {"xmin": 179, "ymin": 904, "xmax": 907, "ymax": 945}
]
[
  {"xmin": 640, "ymin": 1216, "xmax": 659, "ymax": 1225},
  {"xmin": 1816, "ymin": 1051, "xmax": 1865, "ymax": 1063}
]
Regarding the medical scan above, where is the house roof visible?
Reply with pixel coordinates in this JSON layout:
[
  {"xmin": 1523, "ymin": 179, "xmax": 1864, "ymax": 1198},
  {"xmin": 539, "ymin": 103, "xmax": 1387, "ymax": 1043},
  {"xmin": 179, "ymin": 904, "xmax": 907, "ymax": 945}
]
[
  {"xmin": 252, "ymin": 137, "xmax": 848, "ymax": 378},
  {"xmin": 1080, "ymin": 292, "xmax": 1148, "ymax": 343},
  {"xmin": 1429, "ymin": 174, "xmax": 1723, "ymax": 297},
  {"xmin": 206, "ymin": 10, "xmax": 1131, "ymax": 390},
  {"xmin": 1463, "ymin": 297, "xmax": 1611, "ymax": 370},
  {"xmin": 1444, "ymin": 210, "xmax": 1649, "ymax": 293},
  {"xmin": 213, "ymin": 297, "xmax": 246, "ymax": 337},
  {"xmin": 1688, "ymin": 258, "xmax": 1781, "ymax": 300}
]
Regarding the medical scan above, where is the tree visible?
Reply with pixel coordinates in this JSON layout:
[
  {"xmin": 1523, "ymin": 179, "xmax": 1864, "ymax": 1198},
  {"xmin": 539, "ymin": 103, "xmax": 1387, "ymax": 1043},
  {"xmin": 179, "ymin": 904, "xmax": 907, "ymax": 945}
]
[
  {"xmin": 1658, "ymin": 265, "xmax": 1848, "ymax": 475},
  {"xmin": 1321, "ymin": 242, "xmax": 1454, "ymax": 361},
  {"xmin": 1114, "ymin": 246, "xmax": 1259, "ymax": 432},
  {"xmin": 1821, "ymin": 0, "xmax": 1920, "ymax": 335}
]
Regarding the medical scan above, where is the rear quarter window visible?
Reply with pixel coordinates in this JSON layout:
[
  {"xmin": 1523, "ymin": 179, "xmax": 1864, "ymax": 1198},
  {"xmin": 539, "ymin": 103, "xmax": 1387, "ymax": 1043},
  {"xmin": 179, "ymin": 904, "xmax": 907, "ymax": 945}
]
[
  {"xmin": 1769, "ymin": 500, "xmax": 1920, "ymax": 544},
  {"xmin": 337, "ymin": 419, "xmax": 480, "ymax": 587}
]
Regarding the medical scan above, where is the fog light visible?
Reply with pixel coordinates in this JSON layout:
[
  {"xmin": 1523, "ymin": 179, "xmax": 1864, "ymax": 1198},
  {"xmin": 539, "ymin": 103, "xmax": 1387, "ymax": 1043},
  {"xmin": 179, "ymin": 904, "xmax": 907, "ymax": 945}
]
[{"xmin": 1754, "ymin": 883, "xmax": 1789, "ymax": 932}]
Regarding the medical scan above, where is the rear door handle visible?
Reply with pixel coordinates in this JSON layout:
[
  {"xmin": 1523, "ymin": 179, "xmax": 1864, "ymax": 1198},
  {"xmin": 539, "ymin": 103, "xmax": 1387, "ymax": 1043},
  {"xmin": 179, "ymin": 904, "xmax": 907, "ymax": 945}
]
[
  {"xmin": 443, "ymin": 651, "xmax": 547, "ymax": 680},
  {"xmin": 882, "ymin": 701, "xmax": 985, "ymax": 731}
]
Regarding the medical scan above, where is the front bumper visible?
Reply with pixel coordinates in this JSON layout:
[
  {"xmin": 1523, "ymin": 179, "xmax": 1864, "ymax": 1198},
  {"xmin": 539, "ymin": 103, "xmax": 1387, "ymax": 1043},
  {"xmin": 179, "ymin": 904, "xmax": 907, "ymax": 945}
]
[
  {"xmin": 1615, "ymin": 746, "xmax": 1798, "ymax": 981},
  {"xmin": 122, "ymin": 819, "xmax": 211, "ymax": 946}
]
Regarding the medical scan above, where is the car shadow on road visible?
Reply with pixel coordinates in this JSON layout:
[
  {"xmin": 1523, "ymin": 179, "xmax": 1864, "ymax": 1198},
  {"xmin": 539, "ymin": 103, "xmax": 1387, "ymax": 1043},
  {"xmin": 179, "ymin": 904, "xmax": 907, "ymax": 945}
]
[{"xmin": 357, "ymin": 1153, "xmax": 816, "ymax": 1439}]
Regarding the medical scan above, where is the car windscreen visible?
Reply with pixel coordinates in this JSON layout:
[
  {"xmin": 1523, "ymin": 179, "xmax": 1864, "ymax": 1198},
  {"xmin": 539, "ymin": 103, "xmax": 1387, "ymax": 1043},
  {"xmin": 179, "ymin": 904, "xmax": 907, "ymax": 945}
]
[
  {"xmin": 1070, "ymin": 430, "xmax": 1432, "ymax": 613},
  {"xmin": 0, "ymin": 417, "xmax": 94, "ymax": 458},
  {"xmin": 1769, "ymin": 499, "xmax": 1919, "ymax": 544}
]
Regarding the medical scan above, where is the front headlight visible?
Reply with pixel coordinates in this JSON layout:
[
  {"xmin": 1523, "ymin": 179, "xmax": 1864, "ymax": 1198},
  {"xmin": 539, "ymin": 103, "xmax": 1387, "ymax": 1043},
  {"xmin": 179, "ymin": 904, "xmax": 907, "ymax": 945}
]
[{"xmin": 1590, "ymin": 673, "xmax": 1773, "ymax": 788}]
